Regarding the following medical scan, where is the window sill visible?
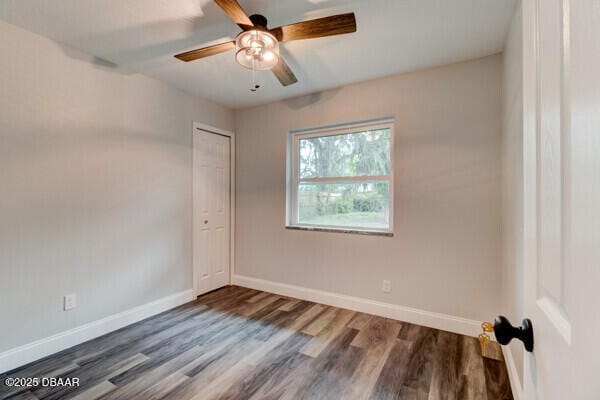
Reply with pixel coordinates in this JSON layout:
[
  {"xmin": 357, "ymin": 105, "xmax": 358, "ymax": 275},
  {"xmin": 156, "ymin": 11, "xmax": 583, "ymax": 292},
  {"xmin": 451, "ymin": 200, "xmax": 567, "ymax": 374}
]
[{"xmin": 285, "ymin": 225, "xmax": 393, "ymax": 237}]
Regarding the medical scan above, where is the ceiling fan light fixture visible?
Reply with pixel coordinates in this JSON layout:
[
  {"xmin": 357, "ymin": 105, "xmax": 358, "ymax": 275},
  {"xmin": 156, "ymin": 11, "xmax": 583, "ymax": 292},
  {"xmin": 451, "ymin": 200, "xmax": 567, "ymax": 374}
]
[
  {"xmin": 174, "ymin": 2, "xmax": 356, "ymax": 88},
  {"xmin": 235, "ymin": 30, "xmax": 279, "ymax": 71}
]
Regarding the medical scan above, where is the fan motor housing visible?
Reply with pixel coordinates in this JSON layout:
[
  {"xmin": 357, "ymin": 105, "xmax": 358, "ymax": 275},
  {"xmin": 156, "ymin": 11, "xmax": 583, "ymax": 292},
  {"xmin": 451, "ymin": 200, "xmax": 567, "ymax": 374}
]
[{"xmin": 249, "ymin": 14, "xmax": 268, "ymax": 29}]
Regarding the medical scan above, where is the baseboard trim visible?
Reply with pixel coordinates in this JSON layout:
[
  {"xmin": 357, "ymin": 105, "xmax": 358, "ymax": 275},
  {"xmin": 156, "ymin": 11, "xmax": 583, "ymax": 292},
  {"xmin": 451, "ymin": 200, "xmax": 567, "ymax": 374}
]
[
  {"xmin": 232, "ymin": 274, "xmax": 482, "ymax": 337},
  {"xmin": 0, "ymin": 289, "xmax": 195, "ymax": 374},
  {"xmin": 501, "ymin": 345, "xmax": 523, "ymax": 400}
]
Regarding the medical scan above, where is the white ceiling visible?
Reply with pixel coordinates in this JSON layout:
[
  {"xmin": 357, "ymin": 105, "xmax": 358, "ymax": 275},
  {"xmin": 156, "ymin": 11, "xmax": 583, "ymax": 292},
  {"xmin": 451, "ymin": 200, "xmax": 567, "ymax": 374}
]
[{"xmin": 0, "ymin": 0, "xmax": 516, "ymax": 109}]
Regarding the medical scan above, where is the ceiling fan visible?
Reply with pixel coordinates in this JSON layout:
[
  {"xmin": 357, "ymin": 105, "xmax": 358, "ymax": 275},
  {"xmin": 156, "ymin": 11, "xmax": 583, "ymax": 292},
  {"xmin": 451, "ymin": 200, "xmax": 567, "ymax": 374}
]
[{"xmin": 174, "ymin": 0, "xmax": 357, "ymax": 87}]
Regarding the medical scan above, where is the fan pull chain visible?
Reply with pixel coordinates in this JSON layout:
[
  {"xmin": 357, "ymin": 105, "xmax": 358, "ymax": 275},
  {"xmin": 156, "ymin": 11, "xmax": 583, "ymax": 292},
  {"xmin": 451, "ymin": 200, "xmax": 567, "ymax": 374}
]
[
  {"xmin": 250, "ymin": 67, "xmax": 259, "ymax": 92},
  {"xmin": 250, "ymin": 65, "xmax": 263, "ymax": 92}
]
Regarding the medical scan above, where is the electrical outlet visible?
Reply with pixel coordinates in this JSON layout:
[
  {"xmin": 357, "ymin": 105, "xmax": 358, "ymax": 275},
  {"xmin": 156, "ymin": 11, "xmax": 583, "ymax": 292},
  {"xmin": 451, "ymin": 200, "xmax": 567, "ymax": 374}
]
[
  {"xmin": 382, "ymin": 280, "xmax": 391, "ymax": 294},
  {"xmin": 64, "ymin": 294, "xmax": 76, "ymax": 311}
]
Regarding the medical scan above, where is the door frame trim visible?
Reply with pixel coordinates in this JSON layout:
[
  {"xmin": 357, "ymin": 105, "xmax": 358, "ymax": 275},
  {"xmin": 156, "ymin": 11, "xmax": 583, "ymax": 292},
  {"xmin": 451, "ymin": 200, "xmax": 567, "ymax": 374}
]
[{"xmin": 192, "ymin": 122, "xmax": 235, "ymax": 296}]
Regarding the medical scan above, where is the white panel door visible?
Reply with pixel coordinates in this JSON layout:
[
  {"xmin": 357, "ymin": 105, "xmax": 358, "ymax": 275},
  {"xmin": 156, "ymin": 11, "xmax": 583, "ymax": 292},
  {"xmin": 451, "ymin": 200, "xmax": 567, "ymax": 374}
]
[
  {"xmin": 522, "ymin": 0, "xmax": 600, "ymax": 398},
  {"xmin": 193, "ymin": 129, "xmax": 231, "ymax": 296}
]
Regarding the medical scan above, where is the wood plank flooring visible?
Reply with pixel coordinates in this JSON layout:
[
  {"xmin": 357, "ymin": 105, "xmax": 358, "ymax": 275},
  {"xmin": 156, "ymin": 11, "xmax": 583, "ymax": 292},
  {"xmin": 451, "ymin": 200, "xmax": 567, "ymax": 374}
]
[{"xmin": 0, "ymin": 286, "xmax": 513, "ymax": 400}]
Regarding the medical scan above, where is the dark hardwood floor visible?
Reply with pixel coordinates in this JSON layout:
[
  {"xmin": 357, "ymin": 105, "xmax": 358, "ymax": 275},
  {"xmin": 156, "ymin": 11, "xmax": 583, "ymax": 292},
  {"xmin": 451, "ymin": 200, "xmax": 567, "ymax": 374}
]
[{"xmin": 1, "ymin": 286, "xmax": 513, "ymax": 400}]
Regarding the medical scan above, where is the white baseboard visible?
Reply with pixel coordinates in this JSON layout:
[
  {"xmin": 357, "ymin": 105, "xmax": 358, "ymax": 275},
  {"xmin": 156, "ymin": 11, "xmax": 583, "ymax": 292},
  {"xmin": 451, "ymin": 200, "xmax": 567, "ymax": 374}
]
[
  {"xmin": 232, "ymin": 274, "xmax": 482, "ymax": 337},
  {"xmin": 502, "ymin": 345, "xmax": 523, "ymax": 400},
  {"xmin": 0, "ymin": 289, "xmax": 194, "ymax": 374}
]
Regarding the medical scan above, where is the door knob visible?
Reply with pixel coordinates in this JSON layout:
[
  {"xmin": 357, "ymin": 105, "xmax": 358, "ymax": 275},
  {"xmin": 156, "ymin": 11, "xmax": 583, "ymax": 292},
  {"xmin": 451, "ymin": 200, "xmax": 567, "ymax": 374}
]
[
  {"xmin": 493, "ymin": 316, "xmax": 534, "ymax": 352},
  {"xmin": 480, "ymin": 316, "xmax": 534, "ymax": 353},
  {"xmin": 204, "ymin": 220, "xmax": 208, "ymax": 224}
]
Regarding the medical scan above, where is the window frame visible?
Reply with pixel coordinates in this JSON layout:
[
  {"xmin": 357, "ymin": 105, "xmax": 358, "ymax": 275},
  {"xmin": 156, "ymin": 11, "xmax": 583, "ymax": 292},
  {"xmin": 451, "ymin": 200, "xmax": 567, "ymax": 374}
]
[{"xmin": 286, "ymin": 117, "xmax": 395, "ymax": 235}]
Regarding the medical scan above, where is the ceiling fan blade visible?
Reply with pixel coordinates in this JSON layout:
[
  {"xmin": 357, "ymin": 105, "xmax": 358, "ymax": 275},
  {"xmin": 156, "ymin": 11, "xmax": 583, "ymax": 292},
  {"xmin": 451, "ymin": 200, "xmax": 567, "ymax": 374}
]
[
  {"xmin": 272, "ymin": 57, "xmax": 298, "ymax": 87},
  {"xmin": 214, "ymin": 0, "xmax": 254, "ymax": 30},
  {"xmin": 269, "ymin": 13, "xmax": 356, "ymax": 42},
  {"xmin": 174, "ymin": 41, "xmax": 235, "ymax": 62}
]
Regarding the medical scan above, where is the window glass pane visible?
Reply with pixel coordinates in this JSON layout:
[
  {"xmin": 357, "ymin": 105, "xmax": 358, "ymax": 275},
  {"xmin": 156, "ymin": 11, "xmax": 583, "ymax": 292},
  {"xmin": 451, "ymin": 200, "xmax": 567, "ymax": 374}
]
[
  {"xmin": 299, "ymin": 129, "xmax": 391, "ymax": 179},
  {"xmin": 297, "ymin": 181, "xmax": 390, "ymax": 229}
]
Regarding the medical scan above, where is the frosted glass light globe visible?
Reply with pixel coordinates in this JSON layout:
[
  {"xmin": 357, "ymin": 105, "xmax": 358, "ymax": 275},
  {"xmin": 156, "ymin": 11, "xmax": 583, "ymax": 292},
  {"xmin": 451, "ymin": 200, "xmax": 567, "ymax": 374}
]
[{"xmin": 235, "ymin": 30, "xmax": 280, "ymax": 71}]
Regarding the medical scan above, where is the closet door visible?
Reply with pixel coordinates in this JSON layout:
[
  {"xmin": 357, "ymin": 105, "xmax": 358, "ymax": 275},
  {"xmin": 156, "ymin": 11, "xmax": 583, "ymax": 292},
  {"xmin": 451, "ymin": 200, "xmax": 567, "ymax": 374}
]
[{"xmin": 193, "ymin": 129, "xmax": 231, "ymax": 295}]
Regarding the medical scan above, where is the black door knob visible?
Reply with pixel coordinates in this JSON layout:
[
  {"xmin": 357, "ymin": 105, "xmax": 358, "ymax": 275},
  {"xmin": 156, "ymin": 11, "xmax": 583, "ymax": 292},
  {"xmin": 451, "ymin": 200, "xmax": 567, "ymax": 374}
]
[{"xmin": 493, "ymin": 316, "xmax": 534, "ymax": 352}]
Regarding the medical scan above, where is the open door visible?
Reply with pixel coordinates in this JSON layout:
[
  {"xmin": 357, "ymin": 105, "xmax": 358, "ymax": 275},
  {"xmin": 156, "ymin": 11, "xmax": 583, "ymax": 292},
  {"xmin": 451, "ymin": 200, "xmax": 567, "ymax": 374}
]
[{"xmin": 521, "ymin": 0, "xmax": 600, "ymax": 398}]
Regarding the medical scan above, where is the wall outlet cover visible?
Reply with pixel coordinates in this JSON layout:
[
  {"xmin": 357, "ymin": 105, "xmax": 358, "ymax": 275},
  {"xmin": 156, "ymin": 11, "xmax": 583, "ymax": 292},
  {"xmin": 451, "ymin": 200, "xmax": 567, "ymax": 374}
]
[
  {"xmin": 382, "ymin": 280, "xmax": 391, "ymax": 294},
  {"xmin": 64, "ymin": 294, "xmax": 76, "ymax": 311}
]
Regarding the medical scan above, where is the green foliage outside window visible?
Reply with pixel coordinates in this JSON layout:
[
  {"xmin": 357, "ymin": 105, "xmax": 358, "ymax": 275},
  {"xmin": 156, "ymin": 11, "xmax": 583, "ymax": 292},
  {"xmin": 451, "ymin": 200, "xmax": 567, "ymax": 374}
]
[{"xmin": 297, "ymin": 128, "xmax": 391, "ymax": 229}]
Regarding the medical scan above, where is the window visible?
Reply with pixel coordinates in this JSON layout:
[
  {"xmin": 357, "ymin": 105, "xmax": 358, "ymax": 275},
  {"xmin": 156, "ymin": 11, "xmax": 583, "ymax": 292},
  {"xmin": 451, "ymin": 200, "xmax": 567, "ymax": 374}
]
[{"xmin": 287, "ymin": 118, "xmax": 394, "ymax": 234}]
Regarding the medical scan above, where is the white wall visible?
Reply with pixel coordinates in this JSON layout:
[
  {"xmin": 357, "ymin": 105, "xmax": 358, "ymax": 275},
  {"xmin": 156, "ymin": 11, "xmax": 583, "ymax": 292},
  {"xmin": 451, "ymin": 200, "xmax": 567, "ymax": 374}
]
[
  {"xmin": 0, "ymin": 21, "xmax": 233, "ymax": 353},
  {"xmin": 235, "ymin": 55, "xmax": 503, "ymax": 322},
  {"xmin": 501, "ymin": 2, "xmax": 524, "ymax": 385}
]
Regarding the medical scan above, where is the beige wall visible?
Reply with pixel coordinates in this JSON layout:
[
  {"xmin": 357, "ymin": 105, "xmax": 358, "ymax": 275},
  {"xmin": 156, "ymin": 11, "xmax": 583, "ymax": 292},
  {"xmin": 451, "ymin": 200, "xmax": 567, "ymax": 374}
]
[
  {"xmin": 0, "ymin": 16, "xmax": 508, "ymax": 356},
  {"xmin": 235, "ymin": 55, "xmax": 503, "ymax": 322},
  {"xmin": 501, "ymin": 1, "xmax": 525, "ymax": 383},
  {"xmin": 0, "ymin": 21, "xmax": 233, "ymax": 352}
]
